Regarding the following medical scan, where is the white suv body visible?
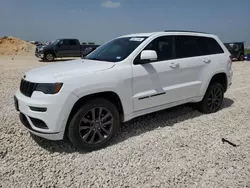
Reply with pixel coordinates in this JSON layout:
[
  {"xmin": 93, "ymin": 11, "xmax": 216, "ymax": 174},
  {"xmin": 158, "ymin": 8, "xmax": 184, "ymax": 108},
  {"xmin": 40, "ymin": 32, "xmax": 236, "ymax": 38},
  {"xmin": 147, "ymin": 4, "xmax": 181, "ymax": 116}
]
[{"xmin": 14, "ymin": 31, "xmax": 233, "ymax": 150}]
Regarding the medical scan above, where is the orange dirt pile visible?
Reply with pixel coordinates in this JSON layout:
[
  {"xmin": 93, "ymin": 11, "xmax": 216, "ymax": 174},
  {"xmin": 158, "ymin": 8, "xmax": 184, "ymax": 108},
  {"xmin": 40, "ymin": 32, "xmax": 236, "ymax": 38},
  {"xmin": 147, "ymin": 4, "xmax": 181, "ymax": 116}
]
[{"xmin": 0, "ymin": 36, "xmax": 35, "ymax": 55}]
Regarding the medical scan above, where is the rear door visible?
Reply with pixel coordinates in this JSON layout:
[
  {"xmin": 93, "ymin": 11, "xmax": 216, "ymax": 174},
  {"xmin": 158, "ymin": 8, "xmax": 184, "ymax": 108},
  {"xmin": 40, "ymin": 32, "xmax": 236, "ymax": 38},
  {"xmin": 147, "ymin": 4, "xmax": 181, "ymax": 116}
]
[
  {"xmin": 67, "ymin": 39, "xmax": 81, "ymax": 57},
  {"xmin": 175, "ymin": 35, "xmax": 225, "ymax": 98},
  {"xmin": 174, "ymin": 35, "xmax": 206, "ymax": 99}
]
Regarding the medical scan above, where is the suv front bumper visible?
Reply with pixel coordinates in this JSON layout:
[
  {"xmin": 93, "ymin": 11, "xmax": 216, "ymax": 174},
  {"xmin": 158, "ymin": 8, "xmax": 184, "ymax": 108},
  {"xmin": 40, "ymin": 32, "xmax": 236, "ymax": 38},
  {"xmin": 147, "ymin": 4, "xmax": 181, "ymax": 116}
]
[
  {"xmin": 14, "ymin": 89, "xmax": 79, "ymax": 140},
  {"xmin": 35, "ymin": 52, "xmax": 44, "ymax": 58}
]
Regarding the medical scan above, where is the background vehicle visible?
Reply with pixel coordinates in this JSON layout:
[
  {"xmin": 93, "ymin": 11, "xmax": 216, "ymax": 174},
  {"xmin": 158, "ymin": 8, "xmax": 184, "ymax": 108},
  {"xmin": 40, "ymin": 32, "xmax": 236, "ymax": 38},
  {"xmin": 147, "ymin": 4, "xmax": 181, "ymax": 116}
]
[
  {"xmin": 15, "ymin": 31, "xmax": 233, "ymax": 151},
  {"xmin": 35, "ymin": 38, "xmax": 99, "ymax": 61},
  {"xmin": 30, "ymin": 41, "xmax": 43, "ymax": 46},
  {"xmin": 224, "ymin": 42, "xmax": 245, "ymax": 61}
]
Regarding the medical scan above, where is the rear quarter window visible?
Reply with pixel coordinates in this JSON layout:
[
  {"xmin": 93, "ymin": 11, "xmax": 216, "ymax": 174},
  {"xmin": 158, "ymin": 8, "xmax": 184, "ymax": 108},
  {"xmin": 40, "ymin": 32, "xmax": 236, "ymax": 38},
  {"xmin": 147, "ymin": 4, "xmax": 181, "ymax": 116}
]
[{"xmin": 201, "ymin": 37, "xmax": 224, "ymax": 55}]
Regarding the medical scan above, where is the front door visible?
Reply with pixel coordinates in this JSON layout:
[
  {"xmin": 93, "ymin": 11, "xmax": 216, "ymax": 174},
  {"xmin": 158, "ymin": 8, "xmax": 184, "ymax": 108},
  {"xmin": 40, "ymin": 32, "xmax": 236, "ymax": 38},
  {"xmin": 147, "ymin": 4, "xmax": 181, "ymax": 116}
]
[
  {"xmin": 56, "ymin": 39, "xmax": 70, "ymax": 57},
  {"xmin": 132, "ymin": 36, "xmax": 183, "ymax": 111}
]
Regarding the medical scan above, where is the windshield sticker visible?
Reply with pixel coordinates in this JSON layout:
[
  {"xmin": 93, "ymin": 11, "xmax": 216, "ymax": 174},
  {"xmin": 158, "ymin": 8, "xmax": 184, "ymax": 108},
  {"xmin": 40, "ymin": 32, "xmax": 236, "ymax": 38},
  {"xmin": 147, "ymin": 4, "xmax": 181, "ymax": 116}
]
[
  {"xmin": 129, "ymin": 37, "xmax": 145, "ymax": 42},
  {"xmin": 116, "ymin": 56, "xmax": 121, "ymax": 60}
]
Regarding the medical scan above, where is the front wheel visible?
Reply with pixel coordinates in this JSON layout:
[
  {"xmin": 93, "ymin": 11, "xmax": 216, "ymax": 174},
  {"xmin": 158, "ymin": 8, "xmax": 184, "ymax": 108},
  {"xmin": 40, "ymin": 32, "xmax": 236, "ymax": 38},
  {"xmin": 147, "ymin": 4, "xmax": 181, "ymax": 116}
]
[
  {"xmin": 44, "ymin": 53, "xmax": 55, "ymax": 62},
  {"xmin": 239, "ymin": 54, "xmax": 245, "ymax": 61},
  {"xmin": 67, "ymin": 98, "xmax": 120, "ymax": 151},
  {"xmin": 197, "ymin": 82, "xmax": 224, "ymax": 114}
]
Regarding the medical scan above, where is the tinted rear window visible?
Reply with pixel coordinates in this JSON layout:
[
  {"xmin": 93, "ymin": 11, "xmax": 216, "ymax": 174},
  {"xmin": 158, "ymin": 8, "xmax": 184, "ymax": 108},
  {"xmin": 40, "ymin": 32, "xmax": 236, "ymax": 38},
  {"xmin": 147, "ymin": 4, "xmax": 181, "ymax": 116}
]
[
  {"xmin": 176, "ymin": 36, "xmax": 224, "ymax": 58},
  {"xmin": 68, "ymin": 40, "xmax": 77, "ymax": 45},
  {"xmin": 176, "ymin": 36, "xmax": 203, "ymax": 58}
]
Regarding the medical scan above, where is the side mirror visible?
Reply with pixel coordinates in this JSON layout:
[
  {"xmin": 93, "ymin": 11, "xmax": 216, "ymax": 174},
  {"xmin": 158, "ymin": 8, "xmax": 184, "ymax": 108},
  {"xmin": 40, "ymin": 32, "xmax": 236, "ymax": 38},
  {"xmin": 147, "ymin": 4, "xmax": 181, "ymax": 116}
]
[
  {"xmin": 141, "ymin": 50, "xmax": 157, "ymax": 61},
  {"xmin": 134, "ymin": 50, "xmax": 158, "ymax": 64}
]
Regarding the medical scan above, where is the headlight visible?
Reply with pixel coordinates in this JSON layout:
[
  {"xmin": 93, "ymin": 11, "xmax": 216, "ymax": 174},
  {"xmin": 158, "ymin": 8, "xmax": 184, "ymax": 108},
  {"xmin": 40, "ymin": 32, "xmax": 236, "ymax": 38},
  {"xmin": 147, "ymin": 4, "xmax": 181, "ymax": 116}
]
[
  {"xmin": 38, "ymin": 47, "xmax": 44, "ymax": 52},
  {"xmin": 35, "ymin": 83, "xmax": 63, "ymax": 94}
]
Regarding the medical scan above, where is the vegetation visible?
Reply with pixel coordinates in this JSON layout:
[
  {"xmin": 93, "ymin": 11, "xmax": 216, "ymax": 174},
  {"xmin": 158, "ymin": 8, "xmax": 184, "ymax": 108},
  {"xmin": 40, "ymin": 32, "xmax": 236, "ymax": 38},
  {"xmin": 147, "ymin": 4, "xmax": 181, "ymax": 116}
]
[{"xmin": 245, "ymin": 48, "xmax": 250, "ymax": 55}]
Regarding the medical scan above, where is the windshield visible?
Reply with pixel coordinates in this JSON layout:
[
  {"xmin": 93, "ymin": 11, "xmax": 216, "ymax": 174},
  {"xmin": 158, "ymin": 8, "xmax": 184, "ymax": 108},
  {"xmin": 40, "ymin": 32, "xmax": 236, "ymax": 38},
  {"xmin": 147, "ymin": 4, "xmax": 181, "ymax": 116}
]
[{"xmin": 85, "ymin": 37, "xmax": 147, "ymax": 62}]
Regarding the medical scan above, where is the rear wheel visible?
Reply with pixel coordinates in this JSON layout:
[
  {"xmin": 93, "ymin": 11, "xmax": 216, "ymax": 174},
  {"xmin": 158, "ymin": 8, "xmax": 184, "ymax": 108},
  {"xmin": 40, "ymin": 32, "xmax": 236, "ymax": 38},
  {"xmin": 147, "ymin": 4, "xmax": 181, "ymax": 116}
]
[
  {"xmin": 197, "ymin": 82, "xmax": 224, "ymax": 114},
  {"xmin": 239, "ymin": 54, "xmax": 245, "ymax": 61},
  {"xmin": 67, "ymin": 98, "xmax": 120, "ymax": 151}
]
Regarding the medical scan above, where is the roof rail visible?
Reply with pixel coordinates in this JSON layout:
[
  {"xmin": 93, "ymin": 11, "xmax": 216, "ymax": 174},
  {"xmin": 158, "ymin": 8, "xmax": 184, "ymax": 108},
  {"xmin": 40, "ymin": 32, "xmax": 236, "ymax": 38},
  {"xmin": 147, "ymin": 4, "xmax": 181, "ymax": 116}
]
[
  {"xmin": 224, "ymin": 42, "xmax": 245, "ymax": 44},
  {"xmin": 164, "ymin": 30, "xmax": 208, "ymax": 34}
]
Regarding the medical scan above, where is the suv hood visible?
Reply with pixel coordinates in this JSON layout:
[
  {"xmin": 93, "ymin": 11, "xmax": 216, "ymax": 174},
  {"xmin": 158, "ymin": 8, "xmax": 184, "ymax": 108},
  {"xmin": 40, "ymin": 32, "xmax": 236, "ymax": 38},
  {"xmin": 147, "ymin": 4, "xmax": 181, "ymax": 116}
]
[
  {"xmin": 25, "ymin": 59, "xmax": 115, "ymax": 82},
  {"xmin": 38, "ymin": 44, "xmax": 52, "ymax": 49}
]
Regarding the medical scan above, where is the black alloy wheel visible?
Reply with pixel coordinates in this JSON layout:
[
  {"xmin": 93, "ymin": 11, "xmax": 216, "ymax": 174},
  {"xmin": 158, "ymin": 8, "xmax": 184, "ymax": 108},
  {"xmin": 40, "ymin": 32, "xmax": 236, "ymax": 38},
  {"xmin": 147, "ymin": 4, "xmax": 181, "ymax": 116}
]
[
  {"xmin": 79, "ymin": 107, "xmax": 114, "ymax": 144},
  {"xmin": 207, "ymin": 85, "xmax": 223, "ymax": 112},
  {"xmin": 67, "ymin": 98, "xmax": 120, "ymax": 151},
  {"xmin": 197, "ymin": 82, "xmax": 224, "ymax": 114}
]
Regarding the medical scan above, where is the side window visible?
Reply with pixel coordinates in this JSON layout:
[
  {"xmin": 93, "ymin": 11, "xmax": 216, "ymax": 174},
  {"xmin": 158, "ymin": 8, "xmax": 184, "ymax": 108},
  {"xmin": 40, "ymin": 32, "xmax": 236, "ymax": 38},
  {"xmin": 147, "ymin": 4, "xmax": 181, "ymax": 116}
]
[
  {"xmin": 68, "ymin": 40, "xmax": 77, "ymax": 45},
  {"xmin": 58, "ymin": 40, "xmax": 65, "ymax": 45},
  {"xmin": 201, "ymin": 37, "xmax": 224, "ymax": 55},
  {"xmin": 233, "ymin": 44, "xmax": 239, "ymax": 51},
  {"xmin": 176, "ymin": 36, "xmax": 203, "ymax": 58},
  {"xmin": 143, "ymin": 36, "xmax": 174, "ymax": 61}
]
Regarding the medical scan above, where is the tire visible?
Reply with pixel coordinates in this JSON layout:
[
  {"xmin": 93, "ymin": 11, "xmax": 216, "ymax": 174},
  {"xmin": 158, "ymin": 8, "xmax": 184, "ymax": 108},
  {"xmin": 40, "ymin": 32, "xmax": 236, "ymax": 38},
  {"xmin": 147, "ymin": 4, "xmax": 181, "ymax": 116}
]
[
  {"xmin": 67, "ymin": 98, "xmax": 120, "ymax": 151},
  {"xmin": 197, "ymin": 82, "xmax": 224, "ymax": 114},
  {"xmin": 239, "ymin": 54, "xmax": 245, "ymax": 61},
  {"xmin": 44, "ymin": 52, "xmax": 55, "ymax": 62}
]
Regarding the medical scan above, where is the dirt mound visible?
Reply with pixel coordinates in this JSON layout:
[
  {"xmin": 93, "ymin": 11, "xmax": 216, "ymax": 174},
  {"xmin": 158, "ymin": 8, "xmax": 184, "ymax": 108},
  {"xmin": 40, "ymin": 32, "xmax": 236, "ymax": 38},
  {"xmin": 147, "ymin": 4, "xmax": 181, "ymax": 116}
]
[{"xmin": 0, "ymin": 36, "xmax": 35, "ymax": 56}]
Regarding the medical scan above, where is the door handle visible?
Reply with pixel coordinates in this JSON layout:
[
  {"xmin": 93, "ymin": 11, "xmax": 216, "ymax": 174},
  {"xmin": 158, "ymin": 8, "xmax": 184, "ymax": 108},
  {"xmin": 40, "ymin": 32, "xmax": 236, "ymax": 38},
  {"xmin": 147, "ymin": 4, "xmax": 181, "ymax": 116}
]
[
  {"xmin": 203, "ymin": 59, "xmax": 211, "ymax": 64},
  {"xmin": 169, "ymin": 62, "xmax": 179, "ymax": 68}
]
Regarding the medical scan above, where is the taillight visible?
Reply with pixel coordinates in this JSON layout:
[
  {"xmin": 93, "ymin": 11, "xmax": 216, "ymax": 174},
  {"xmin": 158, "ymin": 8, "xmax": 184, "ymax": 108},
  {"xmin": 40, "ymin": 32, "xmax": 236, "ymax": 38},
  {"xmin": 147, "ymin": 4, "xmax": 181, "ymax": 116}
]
[{"xmin": 229, "ymin": 55, "xmax": 232, "ymax": 64}]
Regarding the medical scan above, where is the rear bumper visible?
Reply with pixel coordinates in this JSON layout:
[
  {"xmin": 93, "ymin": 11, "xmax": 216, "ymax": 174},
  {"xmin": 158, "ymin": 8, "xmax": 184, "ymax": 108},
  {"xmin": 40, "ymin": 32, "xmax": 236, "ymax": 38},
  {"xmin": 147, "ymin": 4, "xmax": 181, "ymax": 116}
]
[{"xmin": 228, "ymin": 69, "xmax": 233, "ymax": 88}]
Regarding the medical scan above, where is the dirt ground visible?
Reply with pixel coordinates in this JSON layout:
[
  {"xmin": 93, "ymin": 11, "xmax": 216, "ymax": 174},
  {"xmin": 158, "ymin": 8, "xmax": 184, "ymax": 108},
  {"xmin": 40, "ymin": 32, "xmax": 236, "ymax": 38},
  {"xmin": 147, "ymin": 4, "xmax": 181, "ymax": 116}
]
[
  {"xmin": 0, "ymin": 37, "xmax": 35, "ymax": 56},
  {"xmin": 1, "ymin": 56, "xmax": 250, "ymax": 187}
]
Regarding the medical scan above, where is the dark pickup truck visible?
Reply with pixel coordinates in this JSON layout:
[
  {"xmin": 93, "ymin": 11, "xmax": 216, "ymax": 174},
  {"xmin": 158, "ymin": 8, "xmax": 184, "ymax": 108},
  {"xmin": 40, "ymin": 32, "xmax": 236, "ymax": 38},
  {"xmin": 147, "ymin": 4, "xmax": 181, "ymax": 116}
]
[{"xmin": 35, "ymin": 39, "xmax": 99, "ymax": 62}]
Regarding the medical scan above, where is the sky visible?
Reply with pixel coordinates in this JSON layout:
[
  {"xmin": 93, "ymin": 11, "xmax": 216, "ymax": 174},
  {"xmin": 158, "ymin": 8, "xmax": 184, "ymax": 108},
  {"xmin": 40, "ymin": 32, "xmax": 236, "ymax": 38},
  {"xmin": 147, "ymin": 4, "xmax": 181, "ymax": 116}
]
[{"xmin": 0, "ymin": 0, "xmax": 250, "ymax": 45}]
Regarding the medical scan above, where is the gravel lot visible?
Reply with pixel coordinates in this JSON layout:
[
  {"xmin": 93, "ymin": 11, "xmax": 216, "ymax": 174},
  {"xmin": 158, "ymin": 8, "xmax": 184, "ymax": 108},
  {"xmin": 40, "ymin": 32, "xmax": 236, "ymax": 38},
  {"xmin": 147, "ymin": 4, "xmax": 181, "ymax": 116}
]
[{"xmin": 1, "ymin": 56, "xmax": 250, "ymax": 188}]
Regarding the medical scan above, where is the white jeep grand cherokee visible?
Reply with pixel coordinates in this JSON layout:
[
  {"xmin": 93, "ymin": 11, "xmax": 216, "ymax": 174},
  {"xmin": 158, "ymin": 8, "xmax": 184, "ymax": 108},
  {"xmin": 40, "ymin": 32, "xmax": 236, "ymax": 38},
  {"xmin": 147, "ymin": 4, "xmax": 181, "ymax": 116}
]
[{"xmin": 14, "ymin": 31, "xmax": 233, "ymax": 151}]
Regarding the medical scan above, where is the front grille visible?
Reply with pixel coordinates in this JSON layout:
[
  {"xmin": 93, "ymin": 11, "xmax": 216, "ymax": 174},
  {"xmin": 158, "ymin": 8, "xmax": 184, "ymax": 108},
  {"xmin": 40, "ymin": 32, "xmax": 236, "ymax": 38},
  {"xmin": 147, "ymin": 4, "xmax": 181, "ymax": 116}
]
[{"xmin": 20, "ymin": 79, "xmax": 37, "ymax": 97}]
